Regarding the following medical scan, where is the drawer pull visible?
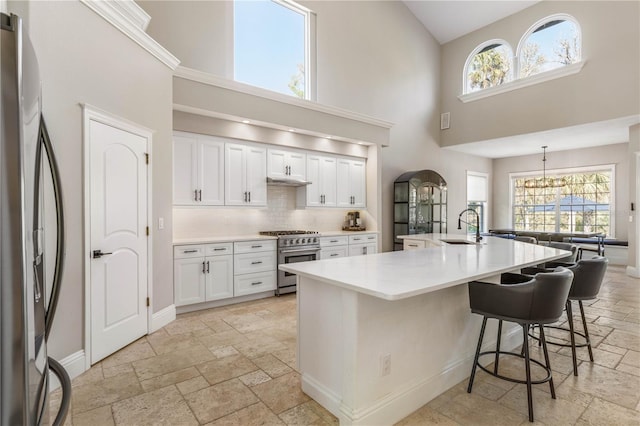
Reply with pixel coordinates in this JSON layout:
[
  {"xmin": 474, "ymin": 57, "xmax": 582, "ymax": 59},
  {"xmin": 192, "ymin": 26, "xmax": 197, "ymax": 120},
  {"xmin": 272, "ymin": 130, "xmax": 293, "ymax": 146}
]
[
  {"xmin": 251, "ymin": 245, "xmax": 263, "ymax": 248},
  {"xmin": 367, "ymin": 237, "xmax": 375, "ymax": 240},
  {"xmin": 409, "ymin": 244, "xmax": 418, "ymax": 247},
  {"xmin": 183, "ymin": 249, "xmax": 198, "ymax": 253},
  {"xmin": 251, "ymin": 281, "xmax": 263, "ymax": 286},
  {"xmin": 213, "ymin": 248, "xmax": 226, "ymax": 251},
  {"xmin": 330, "ymin": 253, "xmax": 339, "ymax": 257},
  {"xmin": 353, "ymin": 238, "xmax": 361, "ymax": 241},
  {"xmin": 251, "ymin": 261, "xmax": 263, "ymax": 265},
  {"xmin": 330, "ymin": 240, "xmax": 339, "ymax": 243}
]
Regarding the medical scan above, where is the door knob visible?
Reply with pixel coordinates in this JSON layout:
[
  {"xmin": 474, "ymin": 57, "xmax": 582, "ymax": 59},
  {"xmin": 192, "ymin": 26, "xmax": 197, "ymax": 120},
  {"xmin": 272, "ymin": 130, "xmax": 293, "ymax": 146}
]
[{"xmin": 92, "ymin": 250, "xmax": 113, "ymax": 259}]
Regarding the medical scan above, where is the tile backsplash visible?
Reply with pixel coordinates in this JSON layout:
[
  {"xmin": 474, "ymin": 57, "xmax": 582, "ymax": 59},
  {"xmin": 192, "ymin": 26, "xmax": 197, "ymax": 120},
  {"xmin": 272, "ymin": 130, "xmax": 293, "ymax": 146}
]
[{"xmin": 173, "ymin": 186, "xmax": 373, "ymax": 238}]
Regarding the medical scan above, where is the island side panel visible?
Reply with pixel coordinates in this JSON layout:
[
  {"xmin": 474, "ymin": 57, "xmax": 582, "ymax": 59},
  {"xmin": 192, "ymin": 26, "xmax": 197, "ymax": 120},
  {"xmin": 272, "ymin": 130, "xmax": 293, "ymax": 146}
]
[{"xmin": 297, "ymin": 273, "xmax": 524, "ymax": 426}]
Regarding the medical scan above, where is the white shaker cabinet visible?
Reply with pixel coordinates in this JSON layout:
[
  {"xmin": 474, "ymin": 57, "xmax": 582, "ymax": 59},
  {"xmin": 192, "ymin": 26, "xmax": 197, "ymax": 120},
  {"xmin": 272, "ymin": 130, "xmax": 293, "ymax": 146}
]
[
  {"xmin": 348, "ymin": 233, "xmax": 378, "ymax": 256},
  {"xmin": 267, "ymin": 148, "xmax": 306, "ymax": 181},
  {"xmin": 225, "ymin": 143, "xmax": 267, "ymax": 206},
  {"xmin": 303, "ymin": 154, "xmax": 336, "ymax": 207},
  {"xmin": 173, "ymin": 132, "xmax": 224, "ymax": 206},
  {"xmin": 174, "ymin": 243, "xmax": 234, "ymax": 307},
  {"xmin": 337, "ymin": 158, "xmax": 366, "ymax": 208}
]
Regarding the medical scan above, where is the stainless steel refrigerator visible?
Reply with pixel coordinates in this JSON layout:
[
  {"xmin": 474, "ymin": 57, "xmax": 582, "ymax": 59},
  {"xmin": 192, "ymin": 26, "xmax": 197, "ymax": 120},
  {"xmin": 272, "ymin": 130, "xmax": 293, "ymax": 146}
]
[{"xmin": 1, "ymin": 12, "xmax": 71, "ymax": 425}]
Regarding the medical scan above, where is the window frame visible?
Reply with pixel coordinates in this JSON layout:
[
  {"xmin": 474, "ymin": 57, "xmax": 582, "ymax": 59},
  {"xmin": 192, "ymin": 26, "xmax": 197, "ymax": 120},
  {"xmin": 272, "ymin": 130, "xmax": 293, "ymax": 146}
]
[
  {"xmin": 509, "ymin": 164, "xmax": 616, "ymax": 237},
  {"xmin": 515, "ymin": 13, "xmax": 582, "ymax": 79},
  {"xmin": 462, "ymin": 39, "xmax": 514, "ymax": 95},
  {"xmin": 233, "ymin": 0, "xmax": 316, "ymax": 100}
]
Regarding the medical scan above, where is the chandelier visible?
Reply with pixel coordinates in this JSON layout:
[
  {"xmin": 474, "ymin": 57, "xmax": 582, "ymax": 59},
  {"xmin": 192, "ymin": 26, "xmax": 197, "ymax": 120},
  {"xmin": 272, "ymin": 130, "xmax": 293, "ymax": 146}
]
[{"xmin": 523, "ymin": 146, "xmax": 567, "ymax": 189}]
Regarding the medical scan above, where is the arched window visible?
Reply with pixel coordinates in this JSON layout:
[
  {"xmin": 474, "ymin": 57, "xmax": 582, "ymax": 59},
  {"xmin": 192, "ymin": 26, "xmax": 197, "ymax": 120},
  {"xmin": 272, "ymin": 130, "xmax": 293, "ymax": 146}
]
[
  {"xmin": 464, "ymin": 40, "xmax": 513, "ymax": 94},
  {"xmin": 517, "ymin": 14, "xmax": 581, "ymax": 78}
]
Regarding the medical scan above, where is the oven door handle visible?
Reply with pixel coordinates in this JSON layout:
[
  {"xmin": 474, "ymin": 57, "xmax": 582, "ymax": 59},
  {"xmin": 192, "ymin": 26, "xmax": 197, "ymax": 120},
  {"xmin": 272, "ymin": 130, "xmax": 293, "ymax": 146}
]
[{"xmin": 280, "ymin": 247, "xmax": 320, "ymax": 254}]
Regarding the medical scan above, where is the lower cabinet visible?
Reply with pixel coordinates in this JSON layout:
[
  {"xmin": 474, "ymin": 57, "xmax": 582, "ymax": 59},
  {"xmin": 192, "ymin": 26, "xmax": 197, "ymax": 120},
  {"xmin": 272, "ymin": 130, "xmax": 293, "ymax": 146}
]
[
  {"xmin": 174, "ymin": 243, "xmax": 234, "ymax": 307},
  {"xmin": 348, "ymin": 233, "xmax": 378, "ymax": 256},
  {"xmin": 233, "ymin": 240, "xmax": 277, "ymax": 297}
]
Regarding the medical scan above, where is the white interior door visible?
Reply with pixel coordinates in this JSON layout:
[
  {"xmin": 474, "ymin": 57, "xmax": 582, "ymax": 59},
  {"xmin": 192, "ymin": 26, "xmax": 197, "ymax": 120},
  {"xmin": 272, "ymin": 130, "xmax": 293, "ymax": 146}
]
[{"xmin": 89, "ymin": 118, "xmax": 148, "ymax": 364}]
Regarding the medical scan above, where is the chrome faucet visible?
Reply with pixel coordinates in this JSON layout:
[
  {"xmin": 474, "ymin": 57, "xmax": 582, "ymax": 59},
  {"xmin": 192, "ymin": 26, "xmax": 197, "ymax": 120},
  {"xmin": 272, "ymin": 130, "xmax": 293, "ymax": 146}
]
[{"xmin": 458, "ymin": 209, "xmax": 482, "ymax": 243}]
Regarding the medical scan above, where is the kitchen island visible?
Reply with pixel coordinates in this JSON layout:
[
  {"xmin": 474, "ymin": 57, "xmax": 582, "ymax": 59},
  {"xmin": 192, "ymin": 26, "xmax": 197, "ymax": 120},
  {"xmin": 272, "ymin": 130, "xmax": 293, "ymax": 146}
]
[{"xmin": 280, "ymin": 235, "xmax": 570, "ymax": 425}]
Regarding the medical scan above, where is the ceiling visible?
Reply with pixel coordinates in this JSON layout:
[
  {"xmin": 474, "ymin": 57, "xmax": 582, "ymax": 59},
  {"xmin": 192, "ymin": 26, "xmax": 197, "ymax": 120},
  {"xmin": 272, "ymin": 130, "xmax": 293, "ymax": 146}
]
[
  {"xmin": 403, "ymin": 1, "xmax": 540, "ymax": 44},
  {"xmin": 402, "ymin": 1, "xmax": 637, "ymax": 159}
]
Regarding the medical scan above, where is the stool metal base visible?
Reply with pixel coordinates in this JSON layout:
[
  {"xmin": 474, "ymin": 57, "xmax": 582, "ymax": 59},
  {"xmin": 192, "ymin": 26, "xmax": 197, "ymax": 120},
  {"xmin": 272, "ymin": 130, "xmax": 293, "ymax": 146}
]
[{"xmin": 468, "ymin": 317, "xmax": 556, "ymax": 422}]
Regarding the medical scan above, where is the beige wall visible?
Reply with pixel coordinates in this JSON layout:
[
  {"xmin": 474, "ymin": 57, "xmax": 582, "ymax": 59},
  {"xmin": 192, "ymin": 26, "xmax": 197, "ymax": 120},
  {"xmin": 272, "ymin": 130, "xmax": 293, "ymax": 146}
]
[
  {"xmin": 440, "ymin": 1, "xmax": 640, "ymax": 147},
  {"xmin": 9, "ymin": 1, "xmax": 174, "ymax": 359},
  {"xmin": 492, "ymin": 143, "xmax": 630, "ymax": 239}
]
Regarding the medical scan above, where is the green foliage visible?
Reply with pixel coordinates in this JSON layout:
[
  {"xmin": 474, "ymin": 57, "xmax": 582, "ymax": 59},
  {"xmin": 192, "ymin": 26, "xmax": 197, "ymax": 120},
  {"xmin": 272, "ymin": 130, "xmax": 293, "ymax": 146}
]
[
  {"xmin": 468, "ymin": 48, "xmax": 510, "ymax": 90},
  {"xmin": 288, "ymin": 63, "xmax": 305, "ymax": 99}
]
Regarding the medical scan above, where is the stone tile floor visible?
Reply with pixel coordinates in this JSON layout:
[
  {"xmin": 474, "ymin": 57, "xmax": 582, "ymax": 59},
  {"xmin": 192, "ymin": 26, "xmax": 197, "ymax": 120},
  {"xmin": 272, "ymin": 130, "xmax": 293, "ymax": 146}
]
[{"xmin": 51, "ymin": 265, "xmax": 640, "ymax": 425}]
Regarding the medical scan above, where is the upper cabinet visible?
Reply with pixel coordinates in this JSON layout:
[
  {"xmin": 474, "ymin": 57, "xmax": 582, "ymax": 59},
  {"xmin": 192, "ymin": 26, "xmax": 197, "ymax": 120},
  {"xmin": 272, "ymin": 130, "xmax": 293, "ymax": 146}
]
[
  {"xmin": 337, "ymin": 158, "xmax": 366, "ymax": 208},
  {"xmin": 304, "ymin": 154, "xmax": 337, "ymax": 207},
  {"xmin": 267, "ymin": 148, "xmax": 306, "ymax": 181},
  {"xmin": 173, "ymin": 132, "xmax": 224, "ymax": 206},
  {"xmin": 225, "ymin": 143, "xmax": 267, "ymax": 206}
]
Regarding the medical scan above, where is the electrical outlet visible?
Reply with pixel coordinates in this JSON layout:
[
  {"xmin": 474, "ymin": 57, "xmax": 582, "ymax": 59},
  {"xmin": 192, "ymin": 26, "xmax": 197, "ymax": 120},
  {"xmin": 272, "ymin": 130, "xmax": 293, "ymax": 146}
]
[{"xmin": 381, "ymin": 354, "xmax": 391, "ymax": 376}]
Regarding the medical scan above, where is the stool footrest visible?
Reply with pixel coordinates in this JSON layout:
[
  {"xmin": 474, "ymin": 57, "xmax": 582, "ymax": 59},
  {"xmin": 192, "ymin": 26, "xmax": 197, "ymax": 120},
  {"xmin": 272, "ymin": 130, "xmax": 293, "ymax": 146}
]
[
  {"xmin": 476, "ymin": 350, "xmax": 552, "ymax": 385},
  {"xmin": 529, "ymin": 325, "xmax": 591, "ymax": 348}
]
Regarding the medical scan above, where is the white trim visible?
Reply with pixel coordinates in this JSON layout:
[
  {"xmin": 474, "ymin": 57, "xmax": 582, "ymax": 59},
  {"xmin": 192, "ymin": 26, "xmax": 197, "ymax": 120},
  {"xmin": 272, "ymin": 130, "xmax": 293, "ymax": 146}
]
[
  {"xmin": 49, "ymin": 350, "xmax": 86, "ymax": 391},
  {"xmin": 108, "ymin": 0, "xmax": 151, "ymax": 31},
  {"xmin": 174, "ymin": 66, "xmax": 394, "ymax": 129},
  {"xmin": 79, "ymin": 0, "xmax": 179, "ymax": 70},
  {"xmin": 462, "ymin": 39, "xmax": 514, "ymax": 95},
  {"xmin": 627, "ymin": 266, "xmax": 640, "ymax": 278},
  {"xmin": 175, "ymin": 291, "xmax": 275, "ymax": 314},
  {"xmin": 150, "ymin": 304, "xmax": 176, "ymax": 333},
  {"xmin": 82, "ymin": 103, "xmax": 154, "ymax": 367},
  {"xmin": 459, "ymin": 61, "xmax": 585, "ymax": 103},
  {"xmin": 516, "ymin": 13, "xmax": 582, "ymax": 77}
]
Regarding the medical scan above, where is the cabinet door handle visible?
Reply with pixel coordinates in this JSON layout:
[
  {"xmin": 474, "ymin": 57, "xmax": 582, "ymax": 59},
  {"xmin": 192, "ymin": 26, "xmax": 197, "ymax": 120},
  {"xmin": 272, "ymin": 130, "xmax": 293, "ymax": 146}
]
[
  {"xmin": 248, "ymin": 192, "xmax": 251, "ymax": 202},
  {"xmin": 251, "ymin": 245, "xmax": 262, "ymax": 248},
  {"xmin": 330, "ymin": 240, "xmax": 338, "ymax": 243},
  {"xmin": 198, "ymin": 189, "xmax": 202, "ymax": 201},
  {"xmin": 363, "ymin": 247, "xmax": 368, "ymax": 255},
  {"xmin": 243, "ymin": 191, "xmax": 247, "ymax": 202},
  {"xmin": 194, "ymin": 189, "xmax": 198, "ymax": 201},
  {"xmin": 251, "ymin": 281, "xmax": 263, "ymax": 286},
  {"xmin": 183, "ymin": 249, "xmax": 198, "ymax": 253},
  {"xmin": 251, "ymin": 261, "xmax": 263, "ymax": 265},
  {"xmin": 206, "ymin": 261, "xmax": 210, "ymax": 273},
  {"xmin": 353, "ymin": 238, "xmax": 361, "ymax": 241},
  {"xmin": 213, "ymin": 248, "xmax": 226, "ymax": 251},
  {"xmin": 408, "ymin": 244, "xmax": 418, "ymax": 247},
  {"xmin": 202, "ymin": 261, "xmax": 206, "ymax": 274},
  {"xmin": 330, "ymin": 253, "xmax": 339, "ymax": 257},
  {"xmin": 367, "ymin": 237, "xmax": 375, "ymax": 240}
]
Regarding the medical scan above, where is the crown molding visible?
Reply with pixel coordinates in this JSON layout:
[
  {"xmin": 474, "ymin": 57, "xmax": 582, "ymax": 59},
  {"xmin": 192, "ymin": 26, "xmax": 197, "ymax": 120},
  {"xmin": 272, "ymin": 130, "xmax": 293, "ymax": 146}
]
[
  {"xmin": 174, "ymin": 66, "xmax": 394, "ymax": 129},
  {"xmin": 80, "ymin": 0, "xmax": 179, "ymax": 70}
]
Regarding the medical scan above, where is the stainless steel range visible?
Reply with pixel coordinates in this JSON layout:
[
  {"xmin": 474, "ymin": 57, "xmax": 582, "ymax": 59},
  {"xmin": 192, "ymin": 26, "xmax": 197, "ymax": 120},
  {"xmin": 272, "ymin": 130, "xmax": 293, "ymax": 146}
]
[{"xmin": 259, "ymin": 231, "xmax": 320, "ymax": 295}]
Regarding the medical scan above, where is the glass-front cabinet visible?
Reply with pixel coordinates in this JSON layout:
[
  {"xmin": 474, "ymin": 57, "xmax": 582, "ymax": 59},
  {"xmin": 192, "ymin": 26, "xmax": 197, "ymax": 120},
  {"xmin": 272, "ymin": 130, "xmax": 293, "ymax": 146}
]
[{"xmin": 393, "ymin": 170, "xmax": 447, "ymax": 250}]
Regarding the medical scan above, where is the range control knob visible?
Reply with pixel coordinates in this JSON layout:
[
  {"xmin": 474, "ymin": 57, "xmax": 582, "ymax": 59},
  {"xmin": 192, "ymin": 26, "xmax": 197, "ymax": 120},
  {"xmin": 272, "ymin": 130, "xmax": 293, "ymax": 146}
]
[{"xmin": 295, "ymin": 239, "xmax": 300, "ymax": 244}]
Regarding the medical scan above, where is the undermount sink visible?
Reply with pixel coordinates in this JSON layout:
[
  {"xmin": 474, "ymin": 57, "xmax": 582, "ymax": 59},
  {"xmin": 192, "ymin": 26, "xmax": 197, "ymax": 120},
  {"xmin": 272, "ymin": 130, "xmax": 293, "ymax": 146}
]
[{"xmin": 439, "ymin": 239, "xmax": 478, "ymax": 245}]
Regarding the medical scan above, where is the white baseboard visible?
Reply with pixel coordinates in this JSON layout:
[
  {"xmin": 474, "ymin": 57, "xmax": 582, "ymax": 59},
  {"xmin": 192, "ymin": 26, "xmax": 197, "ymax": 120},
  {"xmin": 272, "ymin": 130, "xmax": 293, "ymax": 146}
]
[
  {"xmin": 303, "ymin": 327, "xmax": 522, "ymax": 425},
  {"xmin": 151, "ymin": 304, "xmax": 176, "ymax": 333},
  {"xmin": 627, "ymin": 266, "xmax": 640, "ymax": 278},
  {"xmin": 49, "ymin": 350, "xmax": 86, "ymax": 392}
]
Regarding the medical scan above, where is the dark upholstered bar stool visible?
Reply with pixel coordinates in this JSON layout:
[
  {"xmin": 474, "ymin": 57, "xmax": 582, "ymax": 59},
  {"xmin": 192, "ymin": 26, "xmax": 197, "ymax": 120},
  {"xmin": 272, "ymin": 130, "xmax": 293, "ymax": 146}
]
[
  {"xmin": 514, "ymin": 235, "xmax": 538, "ymax": 244},
  {"xmin": 522, "ymin": 256, "xmax": 608, "ymax": 376},
  {"xmin": 467, "ymin": 268, "xmax": 574, "ymax": 422}
]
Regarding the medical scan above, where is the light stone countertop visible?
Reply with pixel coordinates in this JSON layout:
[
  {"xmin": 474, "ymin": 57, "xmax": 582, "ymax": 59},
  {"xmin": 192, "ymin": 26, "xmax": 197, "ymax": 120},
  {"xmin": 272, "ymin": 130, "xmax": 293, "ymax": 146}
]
[
  {"xmin": 279, "ymin": 235, "xmax": 571, "ymax": 301},
  {"xmin": 173, "ymin": 235, "xmax": 277, "ymax": 245},
  {"xmin": 318, "ymin": 230, "xmax": 379, "ymax": 237}
]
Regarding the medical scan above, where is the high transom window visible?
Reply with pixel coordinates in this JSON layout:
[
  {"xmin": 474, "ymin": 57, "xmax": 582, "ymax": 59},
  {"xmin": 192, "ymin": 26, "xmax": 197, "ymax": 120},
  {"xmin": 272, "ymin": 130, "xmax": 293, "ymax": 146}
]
[
  {"xmin": 464, "ymin": 41, "xmax": 513, "ymax": 93},
  {"xmin": 511, "ymin": 167, "xmax": 613, "ymax": 236},
  {"xmin": 518, "ymin": 15, "xmax": 581, "ymax": 78},
  {"xmin": 234, "ymin": 0, "xmax": 311, "ymax": 99}
]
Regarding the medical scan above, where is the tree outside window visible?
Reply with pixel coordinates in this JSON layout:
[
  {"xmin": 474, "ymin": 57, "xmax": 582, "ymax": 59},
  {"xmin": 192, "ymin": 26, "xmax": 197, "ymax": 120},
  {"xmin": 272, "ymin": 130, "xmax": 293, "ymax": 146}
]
[
  {"xmin": 519, "ymin": 18, "xmax": 581, "ymax": 78},
  {"xmin": 467, "ymin": 43, "xmax": 512, "ymax": 93}
]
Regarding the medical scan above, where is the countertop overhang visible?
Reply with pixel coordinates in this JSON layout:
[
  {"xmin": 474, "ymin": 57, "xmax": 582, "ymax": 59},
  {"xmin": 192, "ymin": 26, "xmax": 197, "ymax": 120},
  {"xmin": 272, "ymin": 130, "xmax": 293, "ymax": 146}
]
[{"xmin": 279, "ymin": 235, "xmax": 571, "ymax": 301}]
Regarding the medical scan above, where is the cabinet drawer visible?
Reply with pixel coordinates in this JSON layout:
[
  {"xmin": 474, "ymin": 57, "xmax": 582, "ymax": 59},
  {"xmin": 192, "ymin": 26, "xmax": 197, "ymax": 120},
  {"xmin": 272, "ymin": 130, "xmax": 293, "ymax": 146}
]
[
  {"xmin": 348, "ymin": 234, "xmax": 378, "ymax": 245},
  {"xmin": 234, "ymin": 271, "xmax": 276, "ymax": 296},
  {"xmin": 174, "ymin": 245, "xmax": 205, "ymax": 259},
  {"xmin": 320, "ymin": 236, "xmax": 349, "ymax": 247},
  {"xmin": 403, "ymin": 240, "xmax": 426, "ymax": 250},
  {"xmin": 205, "ymin": 242, "xmax": 233, "ymax": 256},
  {"xmin": 321, "ymin": 246, "xmax": 348, "ymax": 260},
  {"xmin": 234, "ymin": 251, "xmax": 276, "ymax": 275},
  {"xmin": 234, "ymin": 239, "xmax": 277, "ymax": 254}
]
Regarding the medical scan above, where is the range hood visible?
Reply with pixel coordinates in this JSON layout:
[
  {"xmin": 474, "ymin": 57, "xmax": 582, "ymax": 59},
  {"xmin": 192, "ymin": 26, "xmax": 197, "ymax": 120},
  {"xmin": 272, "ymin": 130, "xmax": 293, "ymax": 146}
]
[{"xmin": 266, "ymin": 176, "xmax": 312, "ymax": 187}]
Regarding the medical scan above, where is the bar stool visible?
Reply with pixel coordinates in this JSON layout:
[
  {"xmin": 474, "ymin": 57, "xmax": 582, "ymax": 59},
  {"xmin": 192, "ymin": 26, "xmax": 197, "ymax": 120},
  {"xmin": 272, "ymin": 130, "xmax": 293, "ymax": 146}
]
[
  {"xmin": 523, "ymin": 256, "xmax": 608, "ymax": 376},
  {"xmin": 514, "ymin": 236, "xmax": 538, "ymax": 244},
  {"xmin": 467, "ymin": 268, "xmax": 574, "ymax": 422}
]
